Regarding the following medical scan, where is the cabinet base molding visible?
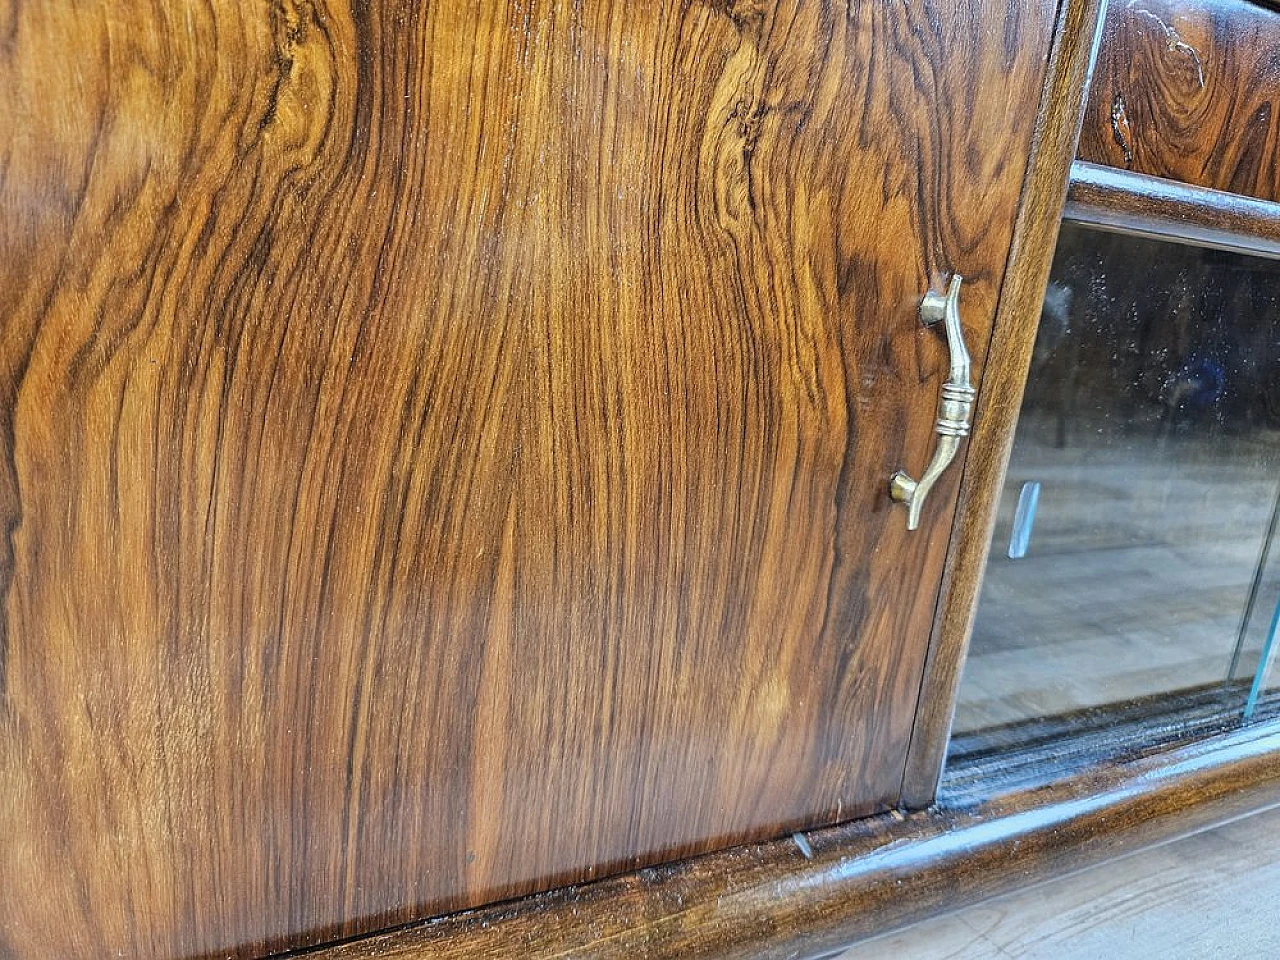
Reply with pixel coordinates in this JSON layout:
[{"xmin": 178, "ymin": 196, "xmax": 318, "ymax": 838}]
[{"xmin": 286, "ymin": 720, "xmax": 1280, "ymax": 960}]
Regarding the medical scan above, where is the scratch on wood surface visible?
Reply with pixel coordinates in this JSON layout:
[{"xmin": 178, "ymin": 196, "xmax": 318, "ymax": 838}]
[
  {"xmin": 1134, "ymin": 7, "xmax": 1206, "ymax": 87},
  {"xmin": 1111, "ymin": 92, "xmax": 1135, "ymax": 166}
]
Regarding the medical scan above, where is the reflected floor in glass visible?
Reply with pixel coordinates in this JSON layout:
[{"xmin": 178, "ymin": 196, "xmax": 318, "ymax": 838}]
[{"xmin": 955, "ymin": 224, "xmax": 1280, "ymax": 736}]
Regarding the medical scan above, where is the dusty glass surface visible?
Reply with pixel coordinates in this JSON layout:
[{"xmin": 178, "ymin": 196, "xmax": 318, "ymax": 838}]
[{"xmin": 954, "ymin": 223, "xmax": 1280, "ymax": 736}]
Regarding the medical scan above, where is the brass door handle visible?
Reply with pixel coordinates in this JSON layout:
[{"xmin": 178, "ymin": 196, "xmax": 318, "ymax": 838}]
[{"xmin": 889, "ymin": 275, "xmax": 975, "ymax": 531}]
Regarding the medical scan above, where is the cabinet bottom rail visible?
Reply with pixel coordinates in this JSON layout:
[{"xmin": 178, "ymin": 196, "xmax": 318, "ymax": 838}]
[{"xmin": 278, "ymin": 719, "xmax": 1280, "ymax": 960}]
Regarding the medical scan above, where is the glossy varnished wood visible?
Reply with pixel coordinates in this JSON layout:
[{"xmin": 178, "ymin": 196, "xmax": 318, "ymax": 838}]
[
  {"xmin": 296, "ymin": 719, "xmax": 1280, "ymax": 960},
  {"xmin": 0, "ymin": 2, "xmax": 1056, "ymax": 957},
  {"xmin": 900, "ymin": 0, "xmax": 1109, "ymax": 805},
  {"xmin": 1065, "ymin": 160, "xmax": 1280, "ymax": 256},
  {"xmin": 1078, "ymin": 0, "xmax": 1280, "ymax": 202}
]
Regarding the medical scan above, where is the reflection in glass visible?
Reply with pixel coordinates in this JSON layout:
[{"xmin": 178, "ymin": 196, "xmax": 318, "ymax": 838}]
[
  {"xmin": 1241, "ymin": 492, "xmax": 1280, "ymax": 719},
  {"xmin": 953, "ymin": 223, "xmax": 1280, "ymax": 738}
]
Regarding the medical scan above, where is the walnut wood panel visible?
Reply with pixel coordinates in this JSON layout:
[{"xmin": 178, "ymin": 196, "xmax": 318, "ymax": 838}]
[
  {"xmin": 299, "ymin": 718, "xmax": 1280, "ymax": 960},
  {"xmin": 0, "ymin": 2, "xmax": 1055, "ymax": 958},
  {"xmin": 1078, "ymin": 0, "xmax": 1280, "ymax": 202}
]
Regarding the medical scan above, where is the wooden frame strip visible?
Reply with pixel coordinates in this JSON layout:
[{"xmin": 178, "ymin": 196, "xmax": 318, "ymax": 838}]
[{"xmin": 1065, "ymin": 160, "xmax": 1280, "ymax": 257}]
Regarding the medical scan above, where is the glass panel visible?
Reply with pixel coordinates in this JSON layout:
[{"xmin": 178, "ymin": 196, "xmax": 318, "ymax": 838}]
[
  {"xmin": 953, "ymin": 223, "xmax": 1280, "ymax": 738},
  {"xmin": 1240, "ymin": 495, "xmax": 1280, "ymax": 719}
]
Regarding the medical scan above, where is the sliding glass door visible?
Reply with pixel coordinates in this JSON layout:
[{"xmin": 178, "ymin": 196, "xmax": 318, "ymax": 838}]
[{"xmin": 953, "ymin": 223, "xmax": 1280, "ymax": 742}]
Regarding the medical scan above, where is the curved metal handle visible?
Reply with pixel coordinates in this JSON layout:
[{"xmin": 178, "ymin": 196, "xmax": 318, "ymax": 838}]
[{"xmin": 889, "ymin": 275, "xmax": 975, "ymax": 531}]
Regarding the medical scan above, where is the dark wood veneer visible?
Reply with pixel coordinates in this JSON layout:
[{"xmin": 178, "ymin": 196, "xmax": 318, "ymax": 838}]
[{"xmin": 1078, "ymin": 0, "xmax": 1280, "ymax": 203}]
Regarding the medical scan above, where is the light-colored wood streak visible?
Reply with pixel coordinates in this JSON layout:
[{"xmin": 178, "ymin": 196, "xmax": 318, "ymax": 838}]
[{"xmin": 0, "ymin": 2, "xmax": 1055, "ymax": 957}]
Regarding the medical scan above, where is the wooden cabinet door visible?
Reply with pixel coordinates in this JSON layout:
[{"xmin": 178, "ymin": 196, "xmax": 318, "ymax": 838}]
[{"xmin": 0, "ymin": 1, "xmax": 1054, "ymax": 956}]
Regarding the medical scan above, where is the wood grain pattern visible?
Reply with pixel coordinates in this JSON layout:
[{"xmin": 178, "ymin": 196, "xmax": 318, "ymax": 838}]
[
  {"xmin": 294, "ymin": 716, "xmax": 1280, "ymax": 960},
  {"xmin": 900, "ymin": 0, "xmax": 1108, "ymax": 806},
  {"xmin": 1078, "ymin": 0, "xmax": 1280, "ymax": 202},
  {"xmin": 0, "ymin": 2, "xmax": 1054, "ymax": 957},
  {"xmin": 1065, "ymin": 160, "xmax": 1280, "ymax": 256}
]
